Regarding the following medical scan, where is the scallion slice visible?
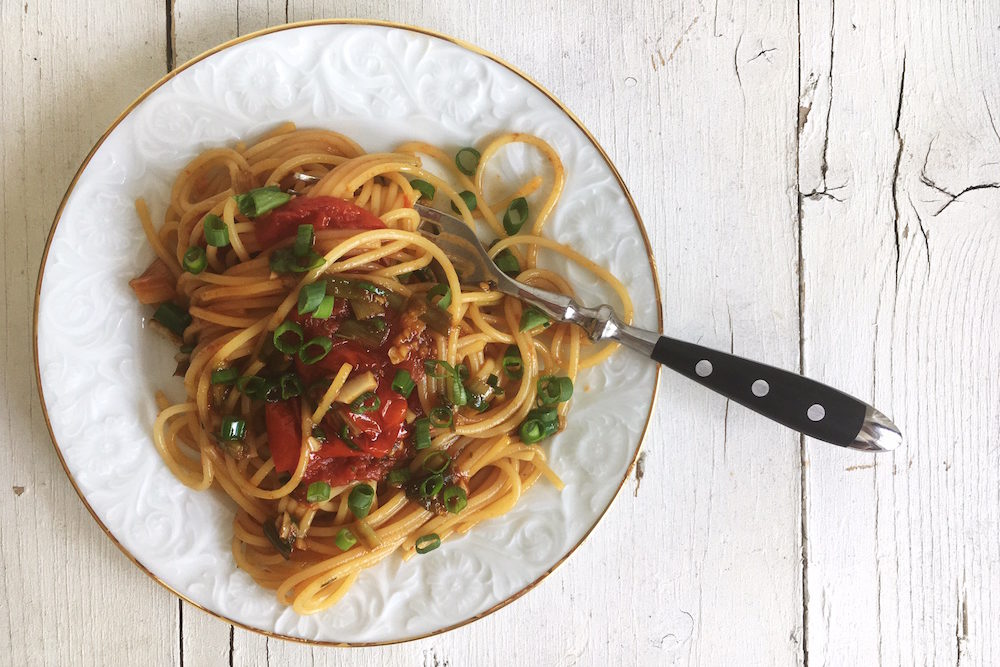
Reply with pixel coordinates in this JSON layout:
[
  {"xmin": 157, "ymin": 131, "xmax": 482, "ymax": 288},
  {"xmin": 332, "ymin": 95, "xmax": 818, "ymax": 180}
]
[
  {"xmin": 519, "ymin": 306, "xmax": 550, "ymax": 332},
  {"xmin": 443, "ymin": 486, "xmax": 467, "ymax": 514},
  {"xmin": 501, "ymin": 345, "xmax": 523, "ymax": 379},
  {"xmin": 429, "ymin": 406, "xmax": 453, "ymax": 429},
  {"xmin": 306, "ymin": 481, "xmax": 331, "ymax": 503},
  {"xmin": 418, "ymin": 474, "xmax": 444, "ymax": 499},
  {"xmin": 414, "ymin": 418, "xmax": 431, "ymax": 449},
  {"xmin": 450, "ymin": 190, "xmax": 477, "ymax": 214},
  {"xmin": 293, "ymin": 224, "xmax": 314, "ymax": 258},
  {"xmin": 426, "ymin": 284, "xmax": 451, "ymax": 310},
  {"xmin": 270, "ymin": 247, "xmax": 325, "ymax": 274},
  {"xmin": 273, "ymin": 321, "xmax": 304, "ymax": 354},
  {"xmin": 211, "ymin": 367, "xmax": 238, "ymax": 385},
  {"xmin": 537, "ymin": 375, "xmax": 574, "ymax": 405},
  {"xmin": 334, "ymin": 528, "xmax": 357, "ymax": 551},
  {"xmin": 298, "ymin": 337, "xmax": 333, "ymax": 365},
  {"xmin": 203, "ymin": 214, "xmax": 230, "ymax": 247},
  {"xmin": 455, "ymin": 147, "xmax": 481, "ymax": 176},
  {"xmin": 182, "ymin": 246, "xmax": 207, "ymax": 274},
  {"xmin": 234, "ymin": 185, "xmax": 291, "ymax": 218},
  {"xmin": 348, "ymin": 484, "xmax": 374, "ymax": 519},
  {"xmin": 415, "ymin": 533, "xmax": 441, "ymax": 554},
  {"xmin": 279, "ymin": 373, "xmax": 304, "ymax": 399},
  {"xmin": 220, "ymin": 416, "xmax": 246, "ymax": 441},
  {"xmin": 503, "ymin": 197, "xmax": 529, "ymax": 235},
  {"xmin": 410, "ymin": 179, "xmax": 435, "ymax": 202},
  {"xmin": 236, "ymin": 375, "xmax": 267, "ymax": 400},
  {"xmin": 494, "ymin": 249, "xmax": 520, "ymax": 276},
  {"xmin": 422, "ymin": 451, "xmax": 451, "ymax": 474},
  {"xmin": 312, "ymin": 295, "xmax": 336, "ymax": 319},
  {"xmin": 391, "ymin": 369, "xmax": 415, "ymax": 398},
  {"xmin": 518, "ymin": 407, "xmax": 560, "ymax": 444},
  {"xmin": 297, "ymin": 281, "xmax": 326, "ymax": 315},
  {"xmin": 350, "ymin": 391, "xmax": 381, "ymax": 414},
  {"xmin": 153, "ymin": 302, "xmax": 191, "ymax": 336}
]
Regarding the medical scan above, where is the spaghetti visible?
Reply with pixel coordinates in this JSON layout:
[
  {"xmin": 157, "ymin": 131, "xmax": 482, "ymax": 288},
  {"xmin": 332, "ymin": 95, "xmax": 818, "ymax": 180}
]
[{"xmin": 130, "ymin": 123, "xmax": 632, "ymax": 614}]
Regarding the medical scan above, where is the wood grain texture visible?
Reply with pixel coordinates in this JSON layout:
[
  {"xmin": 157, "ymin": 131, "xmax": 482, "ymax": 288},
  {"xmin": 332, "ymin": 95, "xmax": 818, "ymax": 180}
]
[
  {"xmin": 7, "ymin": 0, "xmax": 999, "ymax": 664},
  {"xmin": 0, "ymin": 1, "xmax": 178, "ymax": 666},
  {"xmin": 800, "ymin": 1, "xmax": 1000, "ymax": 664}
]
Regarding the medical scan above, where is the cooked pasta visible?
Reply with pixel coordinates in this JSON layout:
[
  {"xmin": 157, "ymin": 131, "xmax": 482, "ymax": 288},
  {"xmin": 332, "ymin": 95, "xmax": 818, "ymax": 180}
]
[{"xmin": 129, "ymin": 122, "xmax": 632, "ymax": 614}]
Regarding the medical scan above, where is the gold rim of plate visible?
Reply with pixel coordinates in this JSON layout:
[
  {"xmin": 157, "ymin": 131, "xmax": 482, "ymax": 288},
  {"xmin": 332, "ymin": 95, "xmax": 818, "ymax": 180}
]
[{"xmin": 31, "ymin": 18, "xmax": 664, "ymax": 647}]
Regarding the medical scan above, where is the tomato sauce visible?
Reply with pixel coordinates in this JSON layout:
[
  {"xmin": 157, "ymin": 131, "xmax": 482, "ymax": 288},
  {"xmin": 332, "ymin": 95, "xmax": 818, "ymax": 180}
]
[{"xmin": 266, "ymin": 293, "xmax": 433, "ymax": 486}]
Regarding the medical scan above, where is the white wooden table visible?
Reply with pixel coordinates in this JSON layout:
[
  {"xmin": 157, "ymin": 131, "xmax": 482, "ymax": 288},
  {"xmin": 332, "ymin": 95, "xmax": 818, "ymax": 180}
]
[{"xmin": 2, "ymin": 1, "xmax": 994, "ymax": 664}]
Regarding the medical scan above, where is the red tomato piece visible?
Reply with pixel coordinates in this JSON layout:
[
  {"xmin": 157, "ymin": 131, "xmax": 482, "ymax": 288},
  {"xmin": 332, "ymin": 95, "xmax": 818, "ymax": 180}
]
[
  {"xmin": 254, "ymin": 196, "xmax": 385, "ymax": 248},
  {"xmin": 265, "ymin": 399, "xmax": 302, "ymax": 474}
]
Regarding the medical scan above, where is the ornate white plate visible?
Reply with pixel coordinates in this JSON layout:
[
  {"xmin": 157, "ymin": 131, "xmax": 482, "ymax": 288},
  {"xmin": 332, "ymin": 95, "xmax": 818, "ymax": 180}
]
[{"xmin": 34, "ymin": 21, "xmax": 660, "ymax": 644}]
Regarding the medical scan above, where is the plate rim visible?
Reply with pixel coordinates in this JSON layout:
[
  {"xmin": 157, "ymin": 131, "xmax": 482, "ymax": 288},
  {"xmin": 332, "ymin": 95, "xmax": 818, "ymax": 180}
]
[{"xmin": 32, "ymin": 18, "xmax": 663, "ymax": 647}]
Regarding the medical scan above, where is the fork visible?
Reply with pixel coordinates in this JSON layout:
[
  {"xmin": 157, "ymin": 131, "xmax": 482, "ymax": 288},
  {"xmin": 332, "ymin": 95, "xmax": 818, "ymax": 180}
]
[{"xmin": 414, "ymin": 203, "xmax": 902, "ymax": 453}]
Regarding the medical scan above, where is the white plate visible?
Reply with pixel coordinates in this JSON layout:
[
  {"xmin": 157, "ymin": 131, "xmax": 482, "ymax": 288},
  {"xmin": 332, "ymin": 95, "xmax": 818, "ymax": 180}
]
[{"xmin": 34, "ymin": 21, "xmax": 661, "ymax": 645}]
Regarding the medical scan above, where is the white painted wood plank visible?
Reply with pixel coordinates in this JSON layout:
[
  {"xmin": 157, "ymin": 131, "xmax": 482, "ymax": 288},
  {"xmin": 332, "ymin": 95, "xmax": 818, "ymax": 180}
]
[
  {"xmin": 168, "ymin": 1, "xmax": 805, "ymax": 665},
  {"xmin": 0, "ymin": 1, "xmax": 176, "ymax": 666},
  {"xmin": 800, "ymin": 0, "xmax": 1000, "ymax": 664}
]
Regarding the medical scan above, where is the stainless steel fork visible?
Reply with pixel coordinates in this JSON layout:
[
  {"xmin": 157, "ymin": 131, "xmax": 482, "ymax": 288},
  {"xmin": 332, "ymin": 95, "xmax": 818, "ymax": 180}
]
[{"xmin": 414, "ymin": 203, "xmax": 902, "ymax": 453}]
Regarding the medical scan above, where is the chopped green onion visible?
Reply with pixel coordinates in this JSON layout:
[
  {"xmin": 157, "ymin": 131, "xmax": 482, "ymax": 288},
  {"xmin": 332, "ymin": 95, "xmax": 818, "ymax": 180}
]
[
  {"xmin": 298, "ymin": 337, "xmax": 333, "ymax": 365},
  {"xmin": 426, "ymin": 284, "xmax": 452, "ymax": 310},
  {"xmin": 211, "ymin": 367, "xmax": 238, "ymax": 385},
  {"xmin": 313, "ymin": 295, "xmax": 336, "ymax": 319},
  {"xmin": 415, "ymin": 533, "xmax": 441, "ymax": 554},
  {"xmin": 418, "ymin": 474, "xmax": 444, "ymax": 499},
  {"xmin": 518, "ymin": 407, "xmax": 560, "ymax": 444},
  {"xmin": 486, "ymin": 373, "xmax": 504, "ymax": 395},
  {"xmin": 494, "ymin": 249, "xmax": 520, "ymax": 276},
  {"xmin": 293, "ymin": 224, "xmax": 314, "ymax": 258},
  {"xmin": 306, "ymin": 481, "xmax": 331, "ymax": 503},
  {"xmin": 236, "ymin": 375, "xmax": 268, "ymax": 400},
  {"xmin": 220, "ymin": 416, "xmax": 246, "ymax": 441},
  {"xmin": 503, "ymin": 197, "xmax": 529, "ymax": 235},
  {"xmin": 414, "ymin": 418, "xmax": 431, "ymax": 449},
  {"xmin": 519, "ymin": 306, "xmax": 551, "ymax": 332},
  {"xmin": 537, "ymin": 376, "xmax": 574, "ymax": 405},
  {"xmin": 410, "ymin": 179, "xmax": 435, "ymax": 202},
  {"xmin": 386, "ymin": 468, "xmax": 411, "ymax": 486},
  {"xmin": 429, "ymin": 406, "xmax": 453, "ymax": 428},
  {"xmin": 348, "ymin": 484, "xmax": 375, "ymax": 519},
  {"xmin": 350, "ymin": 391, "xmax": 381, "ymax": 414},
  {"xmin": 450, "ymin": 190, "xmax": 477, "ymax": 214},
  {"xmin": 455, "ymin": 147, "xmax": 481, "ymax": 176},
  {"xmin": 340, "ymin": 423, "xmax": 361, "ymax": 451},
  {"xmin": 520, "ymin": 418, "xmax": 544, "ymax": 444},
  {"xmin": 297, "ymin": 281, "xmax": 326, "ymax": 315},
  {"xmin": 203, "ymin": 214, "xmax": 230, "ymax": 247},
  {"xmin": 424, "ymin": 359, "xmax": 454, "ymax": 379},
  {"xmin": 422, "ymin": 451, "xmax": 452, "ymax": 474},
  {"xmin": 443, "ymin": 486, "xmax": 467, "ymax": 514},
  {"xmin": 391, "ymin": 369, "xmax": 415, "ymax": 398},
  {"xmin": 334, "ymin": 528, "xmax": 357, "ymax": 551},
  {"xmin": 153, "ymin": 302, "xmax": 192, "ymax": 336},
  {"xmin": 270, "ymin": 247, "xmax": 325, "ymax": 274},
  {"xmin": 182, "ymin": 246, "xmax": 207, "ymax": 274},
  {"xmin": 501, "ymin": 345, "xmax": 523, "ymax": 379},
  {"xmin": 311, "ymin": 425, "xmax": 327, "ymax": 442},
  {"xmin": 273, "ymin": 321, "xmax": 304, "ymax": 354},
  {"xmin": 279, "ymin": 373, "xmax": 304, "ymax": 399},
  {"xmin": 446, "ymin": 374, "xmax": 468, "ymax": 407},
  {"xmin": 234, "ymin": 185, "xmax": 291, "ymax": 218},
  {"xmin": 456, "ymin": 364, "xmax": 469, "ymax": 381}
]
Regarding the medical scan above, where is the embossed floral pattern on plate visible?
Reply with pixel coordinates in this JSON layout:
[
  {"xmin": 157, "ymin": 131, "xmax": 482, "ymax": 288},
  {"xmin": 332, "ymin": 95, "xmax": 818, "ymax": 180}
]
[{"xmin": 36, "ymin": 22, "xmax": 659, "ymax": 644}]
